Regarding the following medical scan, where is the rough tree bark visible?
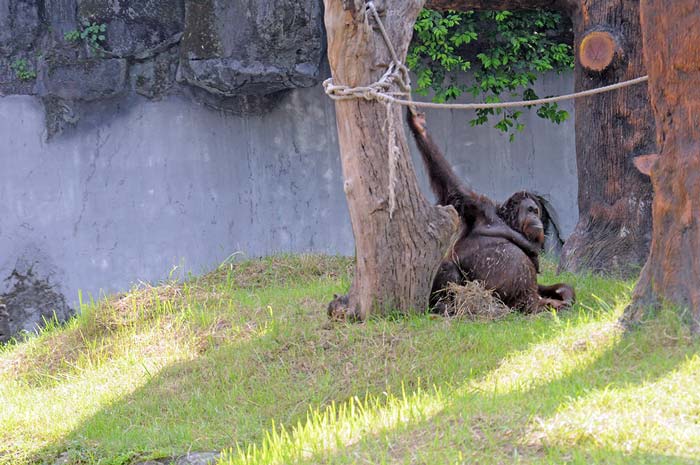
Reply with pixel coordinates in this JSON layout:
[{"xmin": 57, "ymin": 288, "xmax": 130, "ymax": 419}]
[
  {"xmin": 558, "ymin": 0, "xmax": 656, "ymax": 277},
  {"xmin": 622, "ymin": 0, "xmax": 700, "ymax": 333},
  {"xmin": 324, "ymin": 0, "xmax": 458, "ymax": 320},
  {"xmin": 426, "ymin": 0, "xmax": 656, "ymax": 278}
]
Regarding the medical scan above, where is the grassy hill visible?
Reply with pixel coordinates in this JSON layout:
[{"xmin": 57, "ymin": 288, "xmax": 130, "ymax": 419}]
[{"xmin": 1, "ymin": 255, "xmax": 699, "ymax": 465}]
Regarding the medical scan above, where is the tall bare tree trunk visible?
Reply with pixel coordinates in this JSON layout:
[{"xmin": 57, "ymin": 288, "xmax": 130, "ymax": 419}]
[
  {"xmin": 622, "ymin": 0, "xmax": 700, "ymax": 333},
  {"xmin": 324, "ymin": 0, "xmax": 458, "ymax": 320},
  {"xmin": 559, "ymin": 0, "xmax": 656, "ymax": 277}
]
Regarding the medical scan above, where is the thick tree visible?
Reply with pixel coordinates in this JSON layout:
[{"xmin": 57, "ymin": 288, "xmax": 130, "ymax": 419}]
[
  {"xmin": 323, "ymin": 0, "xmax": 458, "ymax": 319},
  {"xmin": 622, "ymin": 0, "xmax": 700, "ymax": 333},
  {"xmin": 558, "ymin": 0, "xmax": 655, "ymax": 277},
  {"xmin": 426, "ymin": 0, "xmax": 656, "ymax": 277}
]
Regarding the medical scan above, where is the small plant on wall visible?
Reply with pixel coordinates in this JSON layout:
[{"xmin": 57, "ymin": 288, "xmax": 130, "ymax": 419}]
[
  {"xmin": 11, "ymin": 58, "xmax": 37, "ymax": 81},
  {"xmin": 64, "ymin": 21, "xmax": 107, "ymax": 56}
]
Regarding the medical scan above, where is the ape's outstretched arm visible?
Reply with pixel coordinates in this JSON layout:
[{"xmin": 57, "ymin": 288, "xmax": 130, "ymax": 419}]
[
  {"xmin": 407, "ymin": 110, "xmax": 541, "ymax": 268},
  {"xmin": 406, "ymin": 111, "xmax": 469, "ymax": 205},
  {"xmin": 406, "ymin": 111, "xmax": 489, "ymax": 227}
]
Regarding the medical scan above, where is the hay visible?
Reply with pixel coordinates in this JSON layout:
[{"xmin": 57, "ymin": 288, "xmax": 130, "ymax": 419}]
[{"xmin": 442, "ymin": 281, "xmax": 512, "ymax": 321}]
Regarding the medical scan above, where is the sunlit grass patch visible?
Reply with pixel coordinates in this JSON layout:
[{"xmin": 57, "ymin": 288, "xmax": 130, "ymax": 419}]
[
  {"xmin": 221, "ymin": 386, "xmax": 445, "ymax": 465},
  {"xmin": 535, "ymin": 355, "xmax": 700, "ymax": 455},
  {"xmin": 468, "ymin": 310, "xmax": 622, "ymax": 396},
  {"xmin": 0, "ymin": 324, "xmax": 198, "ymax": 464},
  {"xmin": 531, "ymin": 309, "xmax": 700, "ymax": 461}
]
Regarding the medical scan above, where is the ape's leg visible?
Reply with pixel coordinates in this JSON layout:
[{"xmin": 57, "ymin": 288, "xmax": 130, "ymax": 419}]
[
  {"xmin": 538, "ymin": 283, "xmax": 575, "ymax": 306},
  {"xmin": 430, "ymin": 260, "xmax": 463, "ymax": 314},
  {"xmin": 524, "ymin": 285, "xmax": 576, "ymax": 314}
]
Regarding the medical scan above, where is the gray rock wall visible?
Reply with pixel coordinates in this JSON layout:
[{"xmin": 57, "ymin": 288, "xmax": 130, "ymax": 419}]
[
  {"xmin": 0, "ymin": 89, "xmax": 349, "ymax": 319},
  {"xmin": 0, "ymin": 0, "xmax": 326, "ymax": 137}
]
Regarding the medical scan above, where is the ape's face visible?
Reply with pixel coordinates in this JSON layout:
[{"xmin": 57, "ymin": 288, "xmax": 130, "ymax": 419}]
[{"xmin": 517, "ymin": 197, "xmax": 544, "ymax": 245}]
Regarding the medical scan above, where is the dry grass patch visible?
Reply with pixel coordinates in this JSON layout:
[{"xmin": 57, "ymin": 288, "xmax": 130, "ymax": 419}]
[
  {"xmin": 87, "ymin": 282, "xmax": 185, "ymax": 332},
  {"xmin": 443, "ymin": 281, "xmax": 512, "ymax": 321},
  {"xmin": 201, "ymin": 254, "xmax": 353, "ymax": 290}
]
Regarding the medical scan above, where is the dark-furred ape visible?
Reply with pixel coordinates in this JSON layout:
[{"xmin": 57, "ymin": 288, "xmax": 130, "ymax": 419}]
[{"xmin": 407, "ymin": 111, "xmax": 574, "ymax": 313}]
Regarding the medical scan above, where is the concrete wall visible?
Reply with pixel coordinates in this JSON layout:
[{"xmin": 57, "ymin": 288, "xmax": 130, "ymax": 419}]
[{"xmin": 0, "ymin": 72, "xmax": 575, "ymax": 310}]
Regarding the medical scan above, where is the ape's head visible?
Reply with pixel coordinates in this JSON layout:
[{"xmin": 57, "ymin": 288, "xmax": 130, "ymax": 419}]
[{"xmin": 498, "ymin": 191, "xmax": 545, "ymax": 246}]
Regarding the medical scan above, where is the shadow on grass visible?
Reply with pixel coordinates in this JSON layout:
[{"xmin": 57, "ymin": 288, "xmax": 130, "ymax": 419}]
[{"xmin": 290, "ymin": 319, "xmax": 700, "ymax": 465}]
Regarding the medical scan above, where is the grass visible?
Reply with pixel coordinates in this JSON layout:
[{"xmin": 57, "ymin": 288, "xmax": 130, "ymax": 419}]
[{"xmin": 0, "ymin": 254, "xmax": 698, "ymax": 465}]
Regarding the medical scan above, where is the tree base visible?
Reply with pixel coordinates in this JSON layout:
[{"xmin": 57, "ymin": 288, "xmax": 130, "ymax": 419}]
[{"xmin": 559, "ymin": 213, "xmax": 650, "ymax": 278}]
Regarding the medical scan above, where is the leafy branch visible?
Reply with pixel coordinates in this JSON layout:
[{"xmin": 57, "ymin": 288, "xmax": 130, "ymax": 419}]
[{"xmin": 407, "ymin": 9, "xmax": 574, "ymax": 140}]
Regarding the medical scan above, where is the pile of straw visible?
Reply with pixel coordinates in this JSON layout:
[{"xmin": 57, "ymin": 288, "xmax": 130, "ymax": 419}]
[{"xmin": 442, "ymin": 281, "xmax": 512, "ymax": 321}]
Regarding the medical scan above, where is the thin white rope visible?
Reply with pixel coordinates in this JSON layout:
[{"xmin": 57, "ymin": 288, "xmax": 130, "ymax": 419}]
[
  {"xmin": 325, "ymin": 75, "xmax": 650, "ymax": 109},
  {"xmin": 367, "ymin": 2, "xmax": 401, "ymax": 69}
]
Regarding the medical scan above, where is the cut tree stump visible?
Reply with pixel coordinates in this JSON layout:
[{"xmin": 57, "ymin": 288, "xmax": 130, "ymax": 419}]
[{"xmin": 579, "ymin": 30, "xmax": 620, "ymax": 72}]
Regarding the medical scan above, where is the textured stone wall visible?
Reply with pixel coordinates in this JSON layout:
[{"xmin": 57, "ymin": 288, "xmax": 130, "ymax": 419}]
[{"xmin": 0, "ymin": 0, "xmax": 325, "ymax": 137}]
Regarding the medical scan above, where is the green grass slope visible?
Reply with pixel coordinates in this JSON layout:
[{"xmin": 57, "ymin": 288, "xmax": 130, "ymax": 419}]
[{"xmin": 1, "ymin": 255, "xmax": 699, "ymax": 465}]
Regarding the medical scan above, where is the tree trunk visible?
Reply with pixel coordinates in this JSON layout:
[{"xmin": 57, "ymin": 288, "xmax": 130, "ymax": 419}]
[
  {"xmin": 622, "ymin": 0, "xmax": 700, "ymax": 333},
  {"xmin": 324, "ymin": 0, "xmax": 458, "ymax": 320},
  {"xmin": 558, "ymin": 0, "xmax": 656, "ymax": 277}
]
